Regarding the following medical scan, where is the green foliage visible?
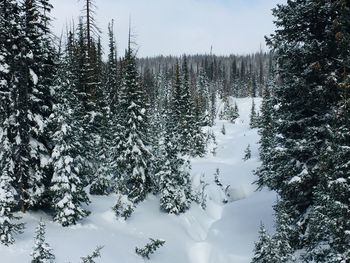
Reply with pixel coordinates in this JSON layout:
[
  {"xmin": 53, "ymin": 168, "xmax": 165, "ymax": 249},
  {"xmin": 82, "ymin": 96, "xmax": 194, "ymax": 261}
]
[
  {"xmin": 249, "ymin": 99, "xmax": 259, "ymax": 129},
  {"xmin": 113, "ymin": 194, "xmax": 135, "ymax": 220},
  {"xmin": 135, "ymin": 238, "xmax": 165, "ymax": 260},
  {"xmin": 31, "ymin": 220, "xmax": 55, "ymax": 263},
  {"xmin": 255, "ymin": 0, "xmax": 350, "ymax": 261},
  {"xmin": 80, "ymin": 246, "xmax": 103, "ymax": 263},
  {"xmin": 220, "ymin": 100, "xmax": 239, "ymax": 123},
  {"xmin": 243, "ymin": 145, "xmax": 252, "ymax": 161},
  {"xmin": 221, "ymin": 124, "xmax": 226, "ymax": 135}
]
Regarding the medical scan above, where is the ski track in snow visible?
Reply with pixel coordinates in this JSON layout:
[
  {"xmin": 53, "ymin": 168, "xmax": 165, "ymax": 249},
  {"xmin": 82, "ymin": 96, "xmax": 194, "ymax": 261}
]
[{"xmin": 0, "ymin": 98, "xmax": 276, "ymax": 263}]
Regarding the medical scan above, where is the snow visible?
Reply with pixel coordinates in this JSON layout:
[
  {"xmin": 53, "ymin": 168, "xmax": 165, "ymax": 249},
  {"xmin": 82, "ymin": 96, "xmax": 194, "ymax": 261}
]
[
  {"xmin": 29, "ymin": 68, "xmax": 38, "ymax": 85},
  {"xmin": 289, "ymin": 176, "xmax": 302, "ymax": 184},
  {"xmin": 0, "ymin": 98, "xmax": 276, "ymax": 263}
]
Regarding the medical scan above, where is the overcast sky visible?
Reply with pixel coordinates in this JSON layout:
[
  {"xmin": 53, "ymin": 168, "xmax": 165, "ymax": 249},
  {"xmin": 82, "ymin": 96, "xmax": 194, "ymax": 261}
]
[{"xmin": 50, "ymin": 0, "xmax": 286, "ymax": 58}]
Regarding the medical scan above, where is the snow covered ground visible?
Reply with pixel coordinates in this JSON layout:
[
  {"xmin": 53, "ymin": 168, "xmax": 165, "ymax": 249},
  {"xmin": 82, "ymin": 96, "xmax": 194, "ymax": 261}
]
[{"xmin": 0, "ymin": 98, "xmax": 276, "ymax": 263}]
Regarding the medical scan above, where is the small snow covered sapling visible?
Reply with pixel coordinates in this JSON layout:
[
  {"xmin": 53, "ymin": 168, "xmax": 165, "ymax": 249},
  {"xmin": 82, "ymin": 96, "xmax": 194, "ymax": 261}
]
[
  {"xmin": 214, "ymin": 168, "xmax": 230, "ymax": 204},
  {"xmin": 113, "ymin": 193, "xmax": 135, "ymax": 220},
  {"xmin": 135, "ymin": 238, "xmax": 165, "ymax": 259},
  {"xmin": 31, "ymin": 220, "xmax": 55, "ymax": 263},
  {"xmin": 0, "ymin": 169, "xmax": 25, "ymax": 245},
  {"xmin": 193, "ymin": 174, "xmax": 209, "ymax": 210},
  {"xmin": 80, "ymin": 246, "xmax": 103, "ymax": 263},
  {"xmin": 221, "ymin": 124, "xmax": 226, "ymax": 135},
  {"xmin": 214, "ymin": 168, "xmax": 223, "ymax": 188},
  {"xmin": 243, "ymin": 144, "xmax": 252, "ymax": 161}
]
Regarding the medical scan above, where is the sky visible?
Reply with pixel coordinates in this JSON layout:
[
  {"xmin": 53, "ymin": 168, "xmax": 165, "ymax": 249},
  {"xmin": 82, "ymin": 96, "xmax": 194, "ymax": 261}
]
[{"xmin": 50, "ymin": 0, "xmax": 286, "ymax": 58}]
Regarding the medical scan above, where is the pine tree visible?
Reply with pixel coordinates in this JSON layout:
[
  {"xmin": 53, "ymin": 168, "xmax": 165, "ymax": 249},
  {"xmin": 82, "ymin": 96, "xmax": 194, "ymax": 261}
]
[
  {"xmin": 255, "ymin": 64, "xmax": 277, "ymax": 188},
  {"xmin": 0, "ymin": 0, "xmax": 25, "ymax": 245},
  {"xmin": 168, "ymin": 56, "xmax": 206, "ymax": 157},
  {"xmin": 258, "ymin": 70, "xmax": 275, "ymax": 162},
  {"xmin": 106, "ymin": 19, "xmax": 118, "ymax": 110},
  {"xmin": 113, "ymin": 193, "xmax": 134, "ymax": 220},
  {"xmin": 74, "ymin": 0, "xmax": 103, "ymax": 187},
  {"xmin": 135, "ymin": 238, "xmax": 165, "ymax": 260},
  {"xmin": 306, "ymin": 99, "xmax": 350, "ymax": 263},
  {"xmin": 179, "ymin": 55, "xmax": 196, "ymax": 154},
  {"xmin": 0, "ymin": 149, "xmax": 24, "ymax": 245},
  {"xmin": 31, "ymin": 220, "xmax": 55, "ymax": 263},
  {"xmin": 220, "ymin": 99, "xmax": 239, "ymax": 123},
  {"xmin": 221, "ymin": 124, "xmax": 226, "ymax": 135},
  {"xmin": 168, "ymin": 62, "xmax": 182, "ymax": 141},
  {"xmin": 116, "ymin": 31, "xmax": 152, "ymax": 204},
  {"xmin": 13, "ymin": 0, "xmax": 56, "ymax": 211},
  {"xmin": 196, "ymin": 68, "xmax": 210, "ymax": 122},
  {"xmin": 209, "ymin": 89, "xmax": 217, "ymax": 126},
  {"xmin": 303, "ymin": 2, "xmax": 350, "ymax": 261},
  {"xmin": 80, "ymin": 246, "xmax": 103, "ymax": 263},
  {"xmin": 50, "ymin": 48, "xmax": 90, "ymax": 227},
  {"xmin": 257, "ymin": 0, "xmax": 348, "ymax": 259},
  {"xmin": 158, "ymin": 119, "xmax": 192, "ymax": 214},
  {"xmin": 271, "ymin": 201, "xmax": 296, "ymax": 263},
  {"xmin": 249, "ymin": 99, "xmax": 259, "ymax": 129},
  {"xmin": 251, "ymin": 224, "xmax": 275, "ymax": 263},
  {"xmin": 243, "ymin": 145, "xmax": 251, "ymax": 161}
]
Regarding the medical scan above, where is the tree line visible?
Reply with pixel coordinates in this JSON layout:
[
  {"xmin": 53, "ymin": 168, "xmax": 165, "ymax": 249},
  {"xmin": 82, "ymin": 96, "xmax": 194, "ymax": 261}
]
[{"xmin": 253, "ymin": 0, "xmax": 350, "ymax": 262}]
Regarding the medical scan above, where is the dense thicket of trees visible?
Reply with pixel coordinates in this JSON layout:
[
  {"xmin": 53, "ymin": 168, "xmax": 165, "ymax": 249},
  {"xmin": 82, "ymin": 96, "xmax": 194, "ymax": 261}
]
[
  {"xmin": 0, "ymin": 0, "xmax": 269, "ymax": 245},
  {"xmin": 3, "ymin": 2, "xmax": 348, "ymax": 261},
  {"xmin": 255, "ymin": 0, "xmax": 350, "ymax": 262}
]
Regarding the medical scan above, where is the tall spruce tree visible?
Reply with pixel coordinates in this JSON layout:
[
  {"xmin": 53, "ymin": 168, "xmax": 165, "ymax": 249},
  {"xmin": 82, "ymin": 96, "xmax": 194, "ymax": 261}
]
[
  {"xmin": 251, "ymin": 224, "xmax": 275, "ymax": 263},
  {"xmin": 50, "ymin": 43, "xmax": 90, "ymax": 226},
  {"xmin": 0, "ymin": 0, "xmax": 25, "ymax": 245},
  {"xmin": 116, "ymin": 31, "xmax": 152, "ymax": 203},
  {"xmin": 15, "ymin": 0, "xmax": 56, "ymax": 211},
  {"xmin": 305, "ymin": 2, "xmax": 350, "ymax": 258},
  {"xmin": 179, "ymin": 56, "xmax": 195, "ymax": 154},
  {"xmin": 256, "ymin": 0, "xmax": 348, "ymax": 260},
  {"xmin": 157, "ymin": 106, "xmax": 192, "ymax": 214}
]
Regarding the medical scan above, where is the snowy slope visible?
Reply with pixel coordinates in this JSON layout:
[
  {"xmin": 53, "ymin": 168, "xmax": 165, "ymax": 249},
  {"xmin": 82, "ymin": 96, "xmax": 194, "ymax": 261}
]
[{"xmin": 0, "ymin": 98, "xmax": 276, "ymax": 263}]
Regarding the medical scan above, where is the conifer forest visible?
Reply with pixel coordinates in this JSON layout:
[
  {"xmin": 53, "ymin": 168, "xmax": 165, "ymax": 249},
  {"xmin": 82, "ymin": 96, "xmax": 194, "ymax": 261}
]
[{"xmin": 0, "ymin": 0, "xmax": 349, "ymax": 262}]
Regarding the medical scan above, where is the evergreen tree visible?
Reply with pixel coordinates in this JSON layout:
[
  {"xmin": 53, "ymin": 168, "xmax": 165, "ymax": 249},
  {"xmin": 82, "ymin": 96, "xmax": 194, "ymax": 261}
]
[
  {"xmin": 249, "ymin": 99, "xmax": 259, "ymax": 128},
  {"xmin": 135, "ymin": 238, "xmax": 165, "ymax": 260},
  {"xmin": 196, "ymin": 68, "xmax": 210, "ymax": 122},
  {"xmin": 220, "ymin": 99, "xmax": 239, "ymax": 123},
  {"xmin": 255, "ymin": 65, "xmax": 277, "ymax": 188},
  {"xmin": 168, "ymin": 56, "xmax": 206, "ymax": 157},
  {"xmin": 209, "ymin": 90, "xmax": 217, "ymax": 126},
  {"xmin": 13, "ymin": 0, "xmax": 56, "ymax": 211},
  {"xmin": 258, "ymin": 71, "xmax": 275, "ymax": 161},
  {"xmin": 80, "ymin": 246, "xmax": 103, "ymax": 263},
  {"xmin": 256, "ymin": 0, "xmax": 349, "ymax": 259},
  {"xmin": 306, "ymin": 99, "xmax": 350, "ymax": 263},
  {"xmin": 0, "ymin": 0, "xmax": 25, "ymax": 245},
  {"xmin": 178, "ymin": 55, "xmax": 195, "ymax": 154},
  {"xmin": 116, "ymin": 33, "xmax": 152, "ymax": 203},
  {"xmin": 158, "ymin": 116, "xmax": 192, "ymax": 214},
  {"xmin": 168, "ymin": 62, "xmax": 182, "ymax": 141},
  {"xmin": 50, "ymin": 48, "xmax": 90, "ymax": 227},
  {"xmin": 271, "ymin": 201, "xmax": 296, "ymax": 263},
  {"xmin": 243, "ymin": 145, "xmax": 251, "ymax": 161},
  {"xmin": 303, "ymin": 2, "xmax": 350, "ymax": 261},
  {"xmin": 31, "ymin": 220, "xmax": 55, "ymax": 263},
  {"xmin": 0, "ymin": 149, "xmax": 24, "ymax": 245},
  {"xmin": 251, "ymin": 224, "xmax": 275, "ymax": 263},
  {"xmin": 113, "ymin": 193, "xmax": 134, "ymax": 220},
  {"xmin": 221, "ymin": 124, "xmax": 226, "ymax": 135},
  {"xmin": 106, "ymin": 19, "xmax": 118, "ymax": 110}
]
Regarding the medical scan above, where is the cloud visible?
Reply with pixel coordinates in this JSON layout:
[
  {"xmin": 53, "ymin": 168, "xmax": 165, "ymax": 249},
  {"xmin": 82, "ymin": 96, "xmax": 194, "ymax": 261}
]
[{"xmin": 50, "ymin": 0, "xmax": 286, "ymax": 57}]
